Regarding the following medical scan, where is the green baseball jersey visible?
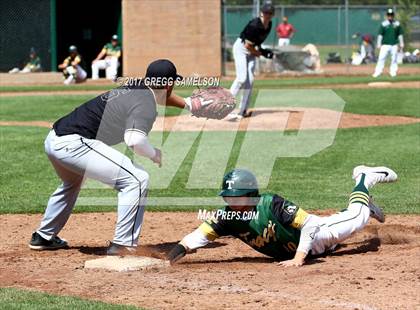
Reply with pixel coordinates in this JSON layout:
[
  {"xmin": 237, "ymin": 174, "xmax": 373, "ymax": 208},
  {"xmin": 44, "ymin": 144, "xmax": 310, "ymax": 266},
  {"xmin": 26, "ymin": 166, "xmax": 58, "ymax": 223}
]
[
  {"xmin": 102, "ymin": 43, "xmax": 121, "ymax": 58},
  {"xmin": 378, "ymin": 20, "xmax": 403, "ymax": 45},
  {"xmin": 24, "ymin": 56, "xmax": 41, "ymax": 72},
  {"xmin": 200, "ymin": 193, "xmax": 309, "ymax": 260},
  {"xmin": 28, "ymin": 56, "xmax": 41, "ymax": 66}
]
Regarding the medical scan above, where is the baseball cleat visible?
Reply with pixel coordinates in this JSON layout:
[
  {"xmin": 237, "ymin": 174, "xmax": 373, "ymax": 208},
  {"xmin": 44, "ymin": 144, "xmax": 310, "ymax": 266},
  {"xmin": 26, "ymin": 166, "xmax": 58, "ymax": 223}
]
[
  {"xmin": 242, "ymin": 110, "xmax": 252, "ymax": 118},
  {"xmin": 226, "ymin": 112, "xmax": 243, "ymax": 122},
  {"xmin": 352, "ymin": 165, "xmax": 397, "ymax": 189},
  {"xmin": 106, "ymin": 242, "xmax": 137, "ymax": 256},
  {"xmin": 367, "ymin": 196, "xmax": 385, "ymax": 223},
  {"xmin": 29, "ymin": 232, "xmax": 68, "ymax": 250}
]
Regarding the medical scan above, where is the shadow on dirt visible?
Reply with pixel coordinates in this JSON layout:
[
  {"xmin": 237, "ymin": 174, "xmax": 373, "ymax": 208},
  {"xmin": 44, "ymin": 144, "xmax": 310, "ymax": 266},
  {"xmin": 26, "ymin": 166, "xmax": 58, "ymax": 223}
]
[
  {"xmin": 76, "ymin": 241, "xmax": 227, "ymax": 257},
  {"xmin": 179, "ymin": 256, "xmax": 276, "ymax": 265},
  {"xmin": 329, "ymin": 237, "xmax": 381, "ymax": 257},
  {"xmin": 178, "ymin": 256, "xmax": 327, "ymax": 266}
]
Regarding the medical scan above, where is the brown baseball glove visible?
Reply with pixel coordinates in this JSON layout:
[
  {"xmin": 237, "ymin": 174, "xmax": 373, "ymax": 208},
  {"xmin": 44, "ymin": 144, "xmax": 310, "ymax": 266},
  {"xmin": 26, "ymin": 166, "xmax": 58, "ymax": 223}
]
[{"xmin": 187, "ymin": 86, "xmax": 236, "ymax": 119}]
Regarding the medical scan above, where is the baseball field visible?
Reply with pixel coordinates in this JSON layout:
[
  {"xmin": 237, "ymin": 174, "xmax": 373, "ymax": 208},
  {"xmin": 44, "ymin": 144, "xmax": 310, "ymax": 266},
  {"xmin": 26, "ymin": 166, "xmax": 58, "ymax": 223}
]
[{"xmin": 0, "ymin": 71, "xmax": 419, "ymax": 309}]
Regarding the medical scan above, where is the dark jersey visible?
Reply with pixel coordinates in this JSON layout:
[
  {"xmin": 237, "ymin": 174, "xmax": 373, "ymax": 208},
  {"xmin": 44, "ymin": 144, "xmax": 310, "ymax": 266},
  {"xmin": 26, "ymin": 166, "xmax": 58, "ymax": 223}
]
[
  {"xmin": 239, "ymin": 17, "xmax": 272, "ymax": 47},
  {"xmin": 199, "ymin": 193, "xmax": 309, "ymax": 260},
  {"xmin": 53, "ymin": 83, "xmax": 157, "ymax": 145}
]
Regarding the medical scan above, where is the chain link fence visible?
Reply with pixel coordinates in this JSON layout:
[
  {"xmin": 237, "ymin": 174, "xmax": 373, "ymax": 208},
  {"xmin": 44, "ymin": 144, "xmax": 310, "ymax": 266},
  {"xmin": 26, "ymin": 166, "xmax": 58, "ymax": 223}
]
[
  {"xmin": 222, "ymin": 4, "xmax": 399, "ymax": 74},
  {"xmin": 0, "ymin": 0, "xmax": 52, "ymax": 72}
]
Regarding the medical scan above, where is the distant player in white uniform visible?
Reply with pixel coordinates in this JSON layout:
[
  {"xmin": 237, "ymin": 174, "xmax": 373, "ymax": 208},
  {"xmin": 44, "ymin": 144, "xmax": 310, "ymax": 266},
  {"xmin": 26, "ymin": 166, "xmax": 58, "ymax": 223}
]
[
  {"xmin": 58, "ymin": 45, "xmax": 87, "ymax": 85},
  {"xmin": 91, "ymin": 34, "xmax": 122, "ymax": 80},
  {"xmin": 28, "ymin": 59, "xmax": 210, "ymax": 255},
  {"xmin": 372, "ymin": 8, "xmax": 404, "ymax": 78},
  {"xmin": 227, "ymin": 3, "xmax": 275, "ymax": 121}
]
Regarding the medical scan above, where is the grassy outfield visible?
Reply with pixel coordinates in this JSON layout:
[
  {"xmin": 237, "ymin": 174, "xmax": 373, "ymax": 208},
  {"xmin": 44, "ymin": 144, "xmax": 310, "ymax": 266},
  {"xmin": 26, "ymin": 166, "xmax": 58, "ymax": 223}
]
[
  {"xmin": 0, "ymin": 88, "xmax": 419, "ymax": 122},
  {"xmin": 0, "ymin": 88, "xmax": 418, "ymax": 214},
  {"xmin": 336, "ymin": 89, "xmax": 420, "ymax": 117},
  {"xmin": 0, "ymin": 123, "xmax": 418, "ymax": 214},
  {"xmin": 0, "ymin": 288, "xmax": 141, "ymax": 310},
  {"xmin": 0, "ymin": 73, "xmax": 419, "ymax": 93}
]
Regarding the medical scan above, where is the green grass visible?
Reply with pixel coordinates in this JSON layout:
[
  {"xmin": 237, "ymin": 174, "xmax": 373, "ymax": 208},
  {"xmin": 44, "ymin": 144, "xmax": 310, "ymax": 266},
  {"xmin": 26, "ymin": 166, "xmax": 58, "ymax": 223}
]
[
  {"xmin": 338, "ymin": 89, "xmax": 420, "ymax": 117},
  {"xmin": 1, "ymin": 88, "xmax": 418, "ymax": 122},
  {"xmin": 0, "ymin": 288, "xmax": 141, "ymax": 310},
  {"xmin": 1, "ymin": 74, "xmax": 419, "ymax": 93},
  {"xmin": 317, "ymin": 45, "xmax": 351, "ymax": 65},
  {"xmin": 0, "ymin": 85, "xmax": 418, "ymax": 215},
  {"xmin": 252, "ymin": 74, "xmax": 420, "ymax": 88},
  {"xmin": 0, "ymin": 84, "xmax": 115, "ymax": 93},
  {"xmin": 0, "ymin": 95, "xmax": 184, "ymax": 121},
  {"xmin": 1, "ymin": 124, "xmax": 418, "ymax": 214},
  {"xmin": 0, "ymin": 95, "xmax": 94, "ymax": 121}
]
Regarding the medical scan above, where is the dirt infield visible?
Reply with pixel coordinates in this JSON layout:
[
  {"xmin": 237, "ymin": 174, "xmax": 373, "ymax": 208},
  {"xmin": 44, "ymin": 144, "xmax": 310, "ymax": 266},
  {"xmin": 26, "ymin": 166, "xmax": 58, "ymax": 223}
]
[
  {"xmin": 224, "ymin": 62, "xmax": 420, "ymax": 77},
  {"xmin": 0, "ymin": 212, "xmax": 418, "ymax": 310},
  {"xmin": 152, "ymin": 108, "xmax": 420, "ymax": 131},
  {"xmin": 0, "ymin": 81, "xmax": 418, "ymax": 98},
  {"xmin": 1, "ymin": 108, "xmax": 419, "ymax": 132},
  {"xmin": 1, "ymin": 76, "xmax": 419, "ymax": 309}
]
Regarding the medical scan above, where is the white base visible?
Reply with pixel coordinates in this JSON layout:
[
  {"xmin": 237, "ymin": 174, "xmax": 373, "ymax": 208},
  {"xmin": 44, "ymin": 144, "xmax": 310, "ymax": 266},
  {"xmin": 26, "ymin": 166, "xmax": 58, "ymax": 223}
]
[{"xmin": 84, "ymin": 256, "xmax": 170, "ymax": 272}]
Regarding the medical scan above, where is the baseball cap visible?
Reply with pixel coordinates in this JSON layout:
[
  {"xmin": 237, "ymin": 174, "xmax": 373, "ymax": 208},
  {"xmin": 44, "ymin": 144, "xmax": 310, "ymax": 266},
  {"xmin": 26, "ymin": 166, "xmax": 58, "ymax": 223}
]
[
  {"xmin": 261, "ymin": 3, "xmax": 275, "ymax": 15},
  {"xmin": 111, "ymin": 34, "xmax": 118, "ymax": 40},
  {"xmin": 145, "ymin": 59, "xmax": 183, "ymax": 81},
  {"xmin": 387, "ymin": 8, "xmax": 394, "ymax": 15}
]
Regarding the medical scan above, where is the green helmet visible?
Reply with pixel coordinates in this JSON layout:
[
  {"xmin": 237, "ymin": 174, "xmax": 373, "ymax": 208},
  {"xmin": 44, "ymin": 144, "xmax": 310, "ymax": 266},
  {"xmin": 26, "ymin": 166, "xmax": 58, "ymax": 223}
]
[{"xmin": 218, "ymin": 169, "xmax": 259, "ymax": 197}]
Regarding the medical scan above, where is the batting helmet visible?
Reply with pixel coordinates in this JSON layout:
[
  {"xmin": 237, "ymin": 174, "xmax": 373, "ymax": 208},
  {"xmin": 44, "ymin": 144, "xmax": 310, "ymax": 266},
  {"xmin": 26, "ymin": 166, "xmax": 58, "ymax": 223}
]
[
  {"xmin": 68, "ymin": 45, "xmax": 77, "ymax": 53},
  {"xmin": 218, "ymin": 169, "xmax": 259, "ymax": 197}
]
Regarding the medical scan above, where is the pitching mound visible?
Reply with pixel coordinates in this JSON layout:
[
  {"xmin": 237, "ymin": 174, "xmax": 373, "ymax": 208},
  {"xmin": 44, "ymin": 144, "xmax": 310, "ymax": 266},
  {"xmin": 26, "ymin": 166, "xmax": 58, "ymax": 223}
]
[
  {"xmin": 0, "ymin": 212, "xmax": 419, "ymax": 309},
  {"xmin": 2, "ymin": 108, "xmax": 419, "ymax": 132},
  {"xmin": 152, "ymin": 108, "xmax": 420, "ymax": 131}
]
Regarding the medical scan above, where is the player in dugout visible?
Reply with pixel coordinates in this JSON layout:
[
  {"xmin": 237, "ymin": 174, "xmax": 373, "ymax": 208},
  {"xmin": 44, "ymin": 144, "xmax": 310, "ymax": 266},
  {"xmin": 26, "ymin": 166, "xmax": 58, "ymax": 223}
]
[
  {"xmin": 58, "ymin": 45, "xmax": 87, "ymax": 85},
  {"xmin": 91, "ymin": 34, "xmax": 122, "ymax": 81},
  {"xmin": 8, "ymin": 47, "xmax": 42, "ymax": 74}
]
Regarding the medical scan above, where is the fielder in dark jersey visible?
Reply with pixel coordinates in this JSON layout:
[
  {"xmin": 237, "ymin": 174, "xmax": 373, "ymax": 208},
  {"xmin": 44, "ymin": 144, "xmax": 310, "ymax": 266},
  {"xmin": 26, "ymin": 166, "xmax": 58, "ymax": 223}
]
[
  {"xmin": 53, "ymin": 83, "xmax": 157, "ymax": 145},
  {"xmin": 228, "ymin": 3, "xmax": 274, "ymax": 120},
  {"xmin": 240, "ymin": 16, "xmax": 273, "ymax": 49},
  {"xmin": 29, "ymin": 59, "xmax": 197, "ymax": 255}
]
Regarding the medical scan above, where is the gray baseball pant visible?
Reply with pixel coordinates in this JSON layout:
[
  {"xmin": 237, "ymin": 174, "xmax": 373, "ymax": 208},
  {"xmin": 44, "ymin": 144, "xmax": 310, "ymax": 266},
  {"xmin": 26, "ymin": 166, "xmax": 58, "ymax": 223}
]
[
  {"xmin": 230, "ymin": 38, "xmax": 256, "ymax": 116},
  {"xmin": 37, "ymin": 129, "xmax": 149, "ymax": 246}
]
